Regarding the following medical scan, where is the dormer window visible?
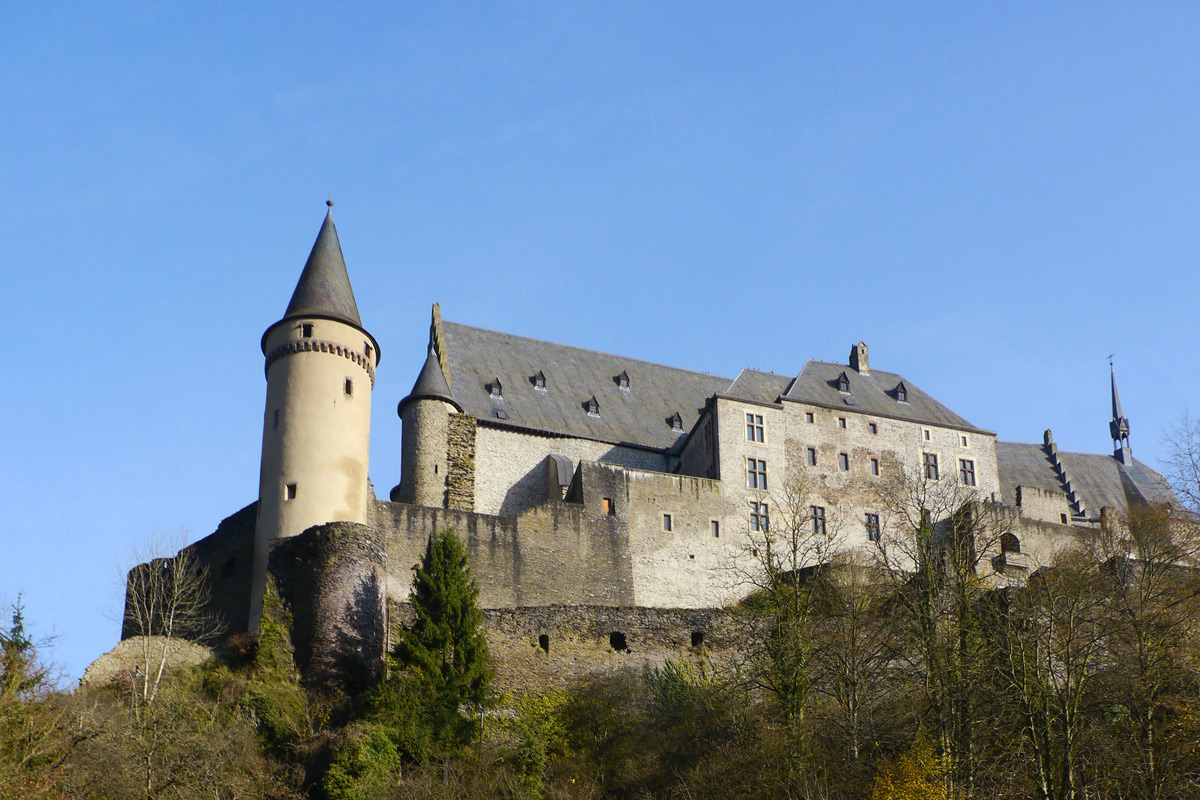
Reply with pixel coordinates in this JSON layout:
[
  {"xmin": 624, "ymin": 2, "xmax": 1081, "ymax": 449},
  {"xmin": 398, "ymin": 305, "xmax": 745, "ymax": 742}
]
[
  {"xmin": 586, "ymin": 396, "xmax": 600, "ymax": 416},
  {"xmin": 489, "ymin": 378, "xmax": 503, "ymax": 398},
  {"xmin": 533, "ymin": 371, "xmax": 546, "ymax": 390},
  {"xmin": 670, "ymin": 412, "xmax": 683, "ymax": 432},
  {"xmin": 895, "ymin": 382, "xmax": 909, "ymax": 403},
  {"xmin": 617, "ymin": 371, "xmax": 630, "ymax": 390},
  {"xmin": 836, "ymin": 371, "xmax": 850, "ymax": 393}
]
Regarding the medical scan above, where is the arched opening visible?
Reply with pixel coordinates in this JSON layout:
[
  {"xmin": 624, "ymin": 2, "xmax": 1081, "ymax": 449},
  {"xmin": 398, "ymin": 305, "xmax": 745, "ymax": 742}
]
[
  {"xmin": 538, "ymin": 634, "xmax": 549, "ymax": 653},
  {"xmin": 1001, "ymin": 532, "xmax": 1021, "ymax": 554}
]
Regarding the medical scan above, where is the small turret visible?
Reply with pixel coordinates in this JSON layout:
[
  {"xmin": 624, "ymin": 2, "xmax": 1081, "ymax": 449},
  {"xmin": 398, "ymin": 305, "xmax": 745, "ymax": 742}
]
[
  {"xmin": 250, "ymin": 201, "xmax": 380, "ymax": 630},
  {"xmin": 1109, "ymin": 361, "xmax": 1132, "ymax": 464},
  {"xmin": 394, "ymin": 304, "xmax": 462, "ymax": 507}
]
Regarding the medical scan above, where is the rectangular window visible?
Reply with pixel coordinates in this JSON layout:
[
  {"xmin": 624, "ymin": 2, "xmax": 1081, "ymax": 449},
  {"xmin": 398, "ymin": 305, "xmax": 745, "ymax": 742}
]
[
  {"xmin": 301, "ymin": 323, "xmax": 313, "ymax": 338},
  {"xmin": 865, "ymin": 513, "xmax": 881, "ymax": 542},
  {"xmin": 602, "ymin": 497, "xmax": 614, "ymax": 515},
  {"xmin": 805, "ymin": 411, "xmax": 814, "ymax": 424},
  {"xmin": 811, "ymin": 506, "xmax": 826, "ymax": 536},
  {"xmin": 870, "ymin": 457, "xmax": 880, "ymax": 476},
  {"xmin": 807, "ymin": 447, "xmax": 818, "ymax": 467},
  {"xmin": 747, "ymin": 458, "xmax": 768, "ymax": 489},
  {"xmin": 750, "ymin": 501, "xmax": 769, "ymax": 532},
  {"xmin": 663, "ymin": 514, "xmax": 673, "ymax": 532},
  {"xmin": 838, "ymin": 417, "xmax": 847, "ymax": 428},
  {"xmin": 961, "ymin": 435, "xmax": 969, "ymax": 447},
  {"xmin": 745, "ymin": 413, "xmax": 764, "ymax": 443},
  {"xmin": 285, "ymin": 483, "xmax": 297, "ymax": 500},
  {"xmin": 923, "ymin": 453, "xmax": 939, "ymax": 480},
  {"xmin": 923, "ymin": 429, "xmax": 931, "ymax": 441},
  {"xmin": 838, "ymin": 452, "xmax": 850, "ymax": 471},
  {"xmin": 711, "ymin": 520, "xmax": 720, "ymax": 538},
  {"xmin": 959, "ymin": 459, "xmax": 976, "ymax": 486},
  {"xmin": 344, "ymin": 378, "xmax": 353, "ymax": 396},
  {"xmin": 869, "ymin": 422, "xmax": 878, "ymax": 435}
]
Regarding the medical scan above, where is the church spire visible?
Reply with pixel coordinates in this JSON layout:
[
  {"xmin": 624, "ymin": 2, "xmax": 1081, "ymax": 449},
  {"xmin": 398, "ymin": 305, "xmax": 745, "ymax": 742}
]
[
  {"xmin": 282, "ymin": 201, "xmax": 363, "ymax": 327},
  {"xmin": 1109, "ymin": 359, "xmax": 1132, "ymax": 462}
]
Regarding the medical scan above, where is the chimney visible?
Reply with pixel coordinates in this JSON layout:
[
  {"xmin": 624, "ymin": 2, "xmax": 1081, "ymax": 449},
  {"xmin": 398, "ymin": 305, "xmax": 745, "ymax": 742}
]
[{"xmin": 849, "ymin": 342, "xmax": 870, "ymax": 375}]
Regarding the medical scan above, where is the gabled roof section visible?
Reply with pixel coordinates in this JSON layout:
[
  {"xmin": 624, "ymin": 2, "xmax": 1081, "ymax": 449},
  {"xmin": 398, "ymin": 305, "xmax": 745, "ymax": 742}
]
[
  {"xmin": 996, "ymin": 441, "xmax": 1175, "ymax": 513},
  {"xmin": 282, "ymin": 205, "xmax": 362, "ymax": 327},
  {"xmin": 720, "ymin": 368, "xmax": 792, "ymax": 406},
  {"xmin": 784, "ymin": 360, "xmax": 991, "ymax": 434},
  {"xmin": 439, "ymin": 321, "xmax": 731, "ymax": 450}
]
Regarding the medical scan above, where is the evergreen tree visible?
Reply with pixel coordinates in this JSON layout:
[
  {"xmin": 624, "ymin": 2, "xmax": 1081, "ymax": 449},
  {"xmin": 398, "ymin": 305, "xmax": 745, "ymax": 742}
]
[{"xmin": 392, "ymin": 527, "xmax": 492, "ymax": 748}]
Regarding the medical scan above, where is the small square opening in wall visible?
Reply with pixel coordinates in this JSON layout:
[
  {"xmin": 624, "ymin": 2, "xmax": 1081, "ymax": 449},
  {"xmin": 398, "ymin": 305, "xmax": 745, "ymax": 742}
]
[
  {"xmin": 538, "ymin": 634, "xmax": 549, "ymax": 653},
  {"xmin": 663, "ymin": 513, "xmax": 673, "ymax": 532},
  {"xmin": 691, "ymin": 630, "xmax": 705, "ymax": 648},
  {"xmin": 285, "ymin": 483, "xmax": 297, "ymax": 500},
  {"xmin": 838, "ymin": 417, "xmax": 847, "ymax": 428},
  {"xmin": 602, "ymin": 497, "xmax": 614, "ymax": 515},
  {"xmin": 961, "ymin": 435, "xmax": 969, "ymax": 447},
  {"xmin": 711, "ymin": 520, "xmax": 720, "ymax": 538},
  {"xmin": 609, "ymin": 631, "xmax": 628, "ymax": 652},
  {"xmin": 301, "ymin": 323, "xmax": 313, "ymax": 338},
  {"xmin": 869, "ymin": 422, "xmax": 878, "ymax": 434},
  {"xmin": 344, "ymin": 378, "xmax": 353, "ymax": 396},
  {"xmin": 805, "ymin": 411, "xmax": 814, "ymax": 423},
  {"xmin": 924, "ymin": 429, "xmax": 931, "ymax": 441}
]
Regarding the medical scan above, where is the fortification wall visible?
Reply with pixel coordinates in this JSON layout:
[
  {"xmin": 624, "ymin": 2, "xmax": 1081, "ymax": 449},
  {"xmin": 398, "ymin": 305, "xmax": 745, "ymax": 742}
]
[
  {"xmin": 370, "ymin": 498, "xmax": 635, "ymax": 609},
  {"xmin": 472, "ymin": 423, "xmax": 666, "ymax": 516},
  {"xmin": 385, "ymin": 602, "xmax": 747, "ymax": 692}
]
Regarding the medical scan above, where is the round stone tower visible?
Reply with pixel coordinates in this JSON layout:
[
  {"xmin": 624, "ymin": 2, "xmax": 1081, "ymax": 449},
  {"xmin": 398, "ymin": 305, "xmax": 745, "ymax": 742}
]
[
  {"xmin": 249, "ymin": 202, "xmax": 381, "ymax": 630},
  {"xmin": 394, "ymin": 304, "xmax": 462, "ymax": 508}
]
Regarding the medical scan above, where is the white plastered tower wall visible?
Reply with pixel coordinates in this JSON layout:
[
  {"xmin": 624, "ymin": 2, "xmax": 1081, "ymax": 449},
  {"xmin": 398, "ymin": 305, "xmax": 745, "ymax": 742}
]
[{"xmin": 249, "ymin": 204, "xmax": 380, "ymax": 631}]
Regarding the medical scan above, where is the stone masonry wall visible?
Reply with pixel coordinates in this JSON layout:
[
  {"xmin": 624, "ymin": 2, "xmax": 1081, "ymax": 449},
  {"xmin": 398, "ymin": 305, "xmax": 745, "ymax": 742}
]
[
  {"xmin": 446, "ymin": 413, "xmax": 476, "ymax": 511},
  {"xmin": 472, "ymin": 423, "xmax": 666, "ymax": 516}
]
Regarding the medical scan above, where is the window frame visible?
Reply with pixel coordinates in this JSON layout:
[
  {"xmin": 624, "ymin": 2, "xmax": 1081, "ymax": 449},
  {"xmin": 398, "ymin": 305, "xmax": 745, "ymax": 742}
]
[
  {"xmin": 838, "ymin": 452, "xmax": 850, "ymax": 471},
  {"xmin": 811, "ymin": 505, "xmax": 827, "ymax": 536},
  {"xmin": 745, "ymin": 412, "xmax": 765, "ymax": 443},
  {"xmin": 750, "ymin": 501, "xmax": 769, "ymax": 532},
  {"xmin": 865, "ymin": 512, "xmax": 881, "ymax": 542},
  {"xmin": 923, "ymin": 452, "xmax": 940, "ymax": 481},
  {"xmin": 959, "ymin": 458, "xmax": 976, "ymax": 486},
  {"xmin": 747, "ymin": 458, "xmax": 768, "ymax": 490}
]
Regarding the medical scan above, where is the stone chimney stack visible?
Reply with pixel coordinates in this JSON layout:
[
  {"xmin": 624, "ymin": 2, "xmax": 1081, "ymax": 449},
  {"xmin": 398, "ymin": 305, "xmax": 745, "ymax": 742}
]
[{"xmin": 849, "ymin": 341, "xmax": 870, "ymax": 375}]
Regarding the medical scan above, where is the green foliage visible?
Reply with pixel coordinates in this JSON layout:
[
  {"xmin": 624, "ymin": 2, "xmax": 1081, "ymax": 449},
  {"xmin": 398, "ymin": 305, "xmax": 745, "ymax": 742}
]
[
  {"xmin": 244, "ymin": 583, "xmax": 310, "ymax": 751},
  {"xmin": 391, "ymin": 528, "xmax": 493, "ymax": 750},
  {"xmin": 321, "ymin": 723, "xmax": 402, "ymax": 800},
  {"xmin": 497, "ymin": 691, "xmax": 569, "ymax": 798}
]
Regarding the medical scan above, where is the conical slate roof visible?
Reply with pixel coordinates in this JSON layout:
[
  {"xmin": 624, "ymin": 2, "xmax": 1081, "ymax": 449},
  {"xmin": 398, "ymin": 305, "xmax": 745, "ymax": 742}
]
[
  {"xmin": 282, "ymin": 206, "xmax": 362, "ymax": 327},
  {"xmin": 398, "ymin": 346, "xmax": 461, "ymax": 413}
]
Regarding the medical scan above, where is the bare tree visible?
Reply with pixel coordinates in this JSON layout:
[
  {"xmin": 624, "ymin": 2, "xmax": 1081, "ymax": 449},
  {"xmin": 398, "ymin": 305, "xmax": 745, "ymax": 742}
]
[
  {"xmin": 868, "ymin": 466, "xmax": 1013, "ymax": 799},
  {"xmin": 1162, "ymin": 411, "xmax": 1200, "ymax": 513},
  {"xmin": 120, "ymin": 538, "xmax": 223, "ymax": 711}
]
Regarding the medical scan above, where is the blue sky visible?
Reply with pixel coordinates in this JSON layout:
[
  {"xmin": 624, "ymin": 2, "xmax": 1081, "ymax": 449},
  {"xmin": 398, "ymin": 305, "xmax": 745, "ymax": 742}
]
[{"xmin": 3, "ymin": 3, "xmax": 1198, "ymax": 681}]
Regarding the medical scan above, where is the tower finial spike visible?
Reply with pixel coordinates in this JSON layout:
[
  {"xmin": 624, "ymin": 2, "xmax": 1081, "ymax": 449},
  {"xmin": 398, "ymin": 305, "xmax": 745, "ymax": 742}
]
[{"xmin": 326, "ymin": 191, "xmax": 333, "ymax": 209}]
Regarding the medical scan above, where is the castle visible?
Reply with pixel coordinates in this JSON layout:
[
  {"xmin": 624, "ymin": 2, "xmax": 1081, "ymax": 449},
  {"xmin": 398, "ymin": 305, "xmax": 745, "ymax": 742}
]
[{"xmin": 123, "ymin": 205, "xmax": 1175, "ymax": 689}]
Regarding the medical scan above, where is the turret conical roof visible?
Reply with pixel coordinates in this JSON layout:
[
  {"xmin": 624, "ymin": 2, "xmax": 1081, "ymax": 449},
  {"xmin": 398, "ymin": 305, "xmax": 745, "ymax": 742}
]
[{"xmin": 282, "ymin": 205, "xmax": 362, "ymax": 327}]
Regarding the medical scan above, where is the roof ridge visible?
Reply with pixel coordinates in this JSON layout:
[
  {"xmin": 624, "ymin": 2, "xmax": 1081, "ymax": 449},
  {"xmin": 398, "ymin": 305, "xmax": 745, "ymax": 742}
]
[{"xmin": 442, "ymin": 320, "xmax": 733, "ymax": 382}]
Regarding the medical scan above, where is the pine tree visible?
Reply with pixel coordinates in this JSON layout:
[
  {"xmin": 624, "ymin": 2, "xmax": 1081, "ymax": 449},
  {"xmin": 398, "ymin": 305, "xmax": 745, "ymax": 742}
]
[{"xmin": 392, "ymin": 527, "xmax": 492, "ymax": 748}]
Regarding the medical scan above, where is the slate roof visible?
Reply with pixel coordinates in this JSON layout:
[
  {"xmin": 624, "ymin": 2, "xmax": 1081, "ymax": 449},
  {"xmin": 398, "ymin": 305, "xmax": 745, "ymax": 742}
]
[
  {"xmin": 783, "ymin": 361, "xmax": 991, "ymax": 434},
  {"xmin": 282, "ymin": 207, "xmax": 363, "ymax": 328},
  {"xmin": 400, "ymin": 346, "xmax": 461, "ymax": 414},
  {"xmin": 721, "ymin": 368, "xmax": 793, "ymax": 406},
  {"xmin": 996, "ymin": 441, "xmax": 1176, "ymax": 513},
  {"xmin": 440, "ymin": 321, "xmax": 731, "ymax": 450}
]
